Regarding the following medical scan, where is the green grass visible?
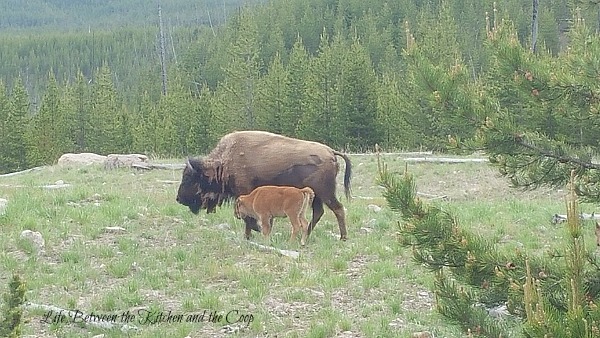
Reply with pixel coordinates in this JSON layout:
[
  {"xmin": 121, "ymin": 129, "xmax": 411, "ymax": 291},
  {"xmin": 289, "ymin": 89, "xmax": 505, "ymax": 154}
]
[{"xmin": 0, "ymin": 153, "xmax": 587, "ymax": 337}]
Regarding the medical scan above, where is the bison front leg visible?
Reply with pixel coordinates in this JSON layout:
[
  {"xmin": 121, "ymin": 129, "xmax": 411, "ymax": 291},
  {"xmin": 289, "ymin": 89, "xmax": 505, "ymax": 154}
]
[
  {"xmin": 259, "ymin": 216, "xmax": 272, "ymax": 239},
  {"xmin": 243, "ymin": 217, "xmax": 262, "ymax": 240}
]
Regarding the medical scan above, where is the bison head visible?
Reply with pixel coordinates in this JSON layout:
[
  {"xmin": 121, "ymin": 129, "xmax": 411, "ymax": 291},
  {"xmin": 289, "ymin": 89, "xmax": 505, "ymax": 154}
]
[
  {"xmin": 176, "ymin": 158, "xmax": 203, "ymax": 214},
  {"xmin": 176, "ymin": 157, "xmax": 225, "ymax": 214}
]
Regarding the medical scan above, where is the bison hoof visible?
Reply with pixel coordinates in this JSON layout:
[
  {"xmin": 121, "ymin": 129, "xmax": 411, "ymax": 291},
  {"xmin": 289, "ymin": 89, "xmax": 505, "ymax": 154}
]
[{"xmin": 340, "ymin": 236, "xmax": 348, "ymax": 241}]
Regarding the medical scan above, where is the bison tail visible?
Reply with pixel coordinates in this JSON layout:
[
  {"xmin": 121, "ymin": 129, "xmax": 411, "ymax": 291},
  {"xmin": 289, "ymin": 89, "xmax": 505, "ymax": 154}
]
[{"xmin": 333, "ymin": 151, "xmax": 352, "ymax": 201}]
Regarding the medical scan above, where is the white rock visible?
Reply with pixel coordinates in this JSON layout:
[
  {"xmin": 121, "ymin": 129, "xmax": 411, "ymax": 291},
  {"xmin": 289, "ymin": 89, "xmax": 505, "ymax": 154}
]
[
  {"xmin": 0, "ymin": 198, "xmax": 7, "ymax": 215},
  {"xmin": 104, "ymin": 154, "xmax": 148, "ymax": 169},
  {"xmin": 104, "ymin": 226, "xmax": 127, "ymax": 233},
  {"xmin": 367, "ymin": 204, "xmax": 382, "ymax": 212},
  {"xmin": 20, "ymin": 230, "xmax": 45, "ymax": 253},
  {"xmin": 58, "ymin": 153, "xmax": 106, "ymax": 166}
]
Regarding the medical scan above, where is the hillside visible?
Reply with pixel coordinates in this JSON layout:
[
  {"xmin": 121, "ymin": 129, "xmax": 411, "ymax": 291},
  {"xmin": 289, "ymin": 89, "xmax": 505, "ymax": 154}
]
[{"xmin": 0, "ymin": 0, "xmax": 263, "ymax": 31}]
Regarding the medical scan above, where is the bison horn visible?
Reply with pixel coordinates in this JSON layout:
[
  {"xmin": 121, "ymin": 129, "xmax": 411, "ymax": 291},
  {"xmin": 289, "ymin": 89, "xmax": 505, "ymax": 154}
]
[{"xmin": 186, "ymin": 158, "xmax": 197, "ymax": 173}]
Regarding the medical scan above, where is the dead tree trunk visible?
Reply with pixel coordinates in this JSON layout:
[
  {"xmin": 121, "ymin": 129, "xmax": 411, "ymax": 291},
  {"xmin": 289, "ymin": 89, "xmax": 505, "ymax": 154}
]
[
  {"xmin": 158, "ymin": 3, "xmax": 168, "ymax": 96},
  {"xmin": 531, "ymin": 0, "xmax": 539, "ymax": 53}
]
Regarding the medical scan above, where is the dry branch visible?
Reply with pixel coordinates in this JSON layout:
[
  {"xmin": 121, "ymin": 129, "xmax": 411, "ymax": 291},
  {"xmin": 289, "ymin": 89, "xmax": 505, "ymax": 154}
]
[{"xmin": 0, "ymin": 166, "xmax": 45, "ymax": 178}]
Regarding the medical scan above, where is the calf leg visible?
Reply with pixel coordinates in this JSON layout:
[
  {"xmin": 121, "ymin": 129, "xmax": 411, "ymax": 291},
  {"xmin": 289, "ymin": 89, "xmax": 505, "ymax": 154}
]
[
  {"xmin": 324, "ymin": 198, "xmax": 348, "ymax": 241},
  {"xmin": 259, "ymin": 216, "xmax": 272, "ymax": 238},
  {"xmin": 300, "ymin": 216, "xmax": 309, "ymax": 246},
  {"xmin": 288, "ymin": 215, "xmax": 301, "ymax": 244},
  {"xmin": 308, "ymin": 198, "xmax": 324, "ymax": 236}
]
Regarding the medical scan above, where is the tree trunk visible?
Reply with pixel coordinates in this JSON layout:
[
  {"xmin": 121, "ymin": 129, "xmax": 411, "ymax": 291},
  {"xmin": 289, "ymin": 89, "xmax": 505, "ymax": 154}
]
[
  {"xmin": 158, "ymin": 3, "xmax": 168, "ymax": 96},
  {"xmin": 531, "ymin": 0, "xmax": 539, "ymax": 53}
]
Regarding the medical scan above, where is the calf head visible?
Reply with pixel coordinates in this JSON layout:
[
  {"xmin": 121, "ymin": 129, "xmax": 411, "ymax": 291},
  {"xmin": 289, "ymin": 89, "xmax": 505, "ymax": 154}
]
[{"xmin": 233, "ymin": 196, "xmax": 251, "ymax": 219}]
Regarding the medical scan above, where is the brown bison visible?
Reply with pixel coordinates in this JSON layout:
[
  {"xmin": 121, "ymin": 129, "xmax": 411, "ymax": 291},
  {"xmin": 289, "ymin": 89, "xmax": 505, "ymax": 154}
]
[
  {"xmin": 176, "ymin": 131, "xmax": 352, "ymax": 240},
  {"xmin": 234, "ymin": 186, "xmax": 315, "ymax": 246}
]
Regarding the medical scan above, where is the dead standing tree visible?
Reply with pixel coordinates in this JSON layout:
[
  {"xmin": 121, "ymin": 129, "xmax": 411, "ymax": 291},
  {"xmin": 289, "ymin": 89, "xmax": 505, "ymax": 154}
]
[
  {"xmin": 158, "ymin": 2, "xmax": 168, "ymax": 96},
  {"xmin": 531, "ymin": 0, "xmax": 539, "ymax": 52}
]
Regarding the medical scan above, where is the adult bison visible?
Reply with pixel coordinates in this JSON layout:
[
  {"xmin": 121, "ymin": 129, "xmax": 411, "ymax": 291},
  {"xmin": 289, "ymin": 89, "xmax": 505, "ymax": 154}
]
[{"xmin": 175, "ymin": 131, "xmax": 352, "ymax": 240}]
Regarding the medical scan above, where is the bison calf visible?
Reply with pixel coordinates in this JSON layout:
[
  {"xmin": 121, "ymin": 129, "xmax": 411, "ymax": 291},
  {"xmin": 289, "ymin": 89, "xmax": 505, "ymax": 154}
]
[{"xmin": 234, "ymin": 186, "xmax": 315, "ymax": 246}]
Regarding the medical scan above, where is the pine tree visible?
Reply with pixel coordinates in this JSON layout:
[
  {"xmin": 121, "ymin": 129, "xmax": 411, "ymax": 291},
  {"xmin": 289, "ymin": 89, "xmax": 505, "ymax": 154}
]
[
  {"xmin": 0, "ymin": 80, "xmax": 10, "ymax": 173},
  {"xmin": 283, "ymin": 37, "xmax": 310, "ymax": 137},
  {"xmin": 391, "ymin": 12, "xmax": 600, "ymax": 338},
  {"xmin": 218, "ymin": 9, "xmax": 262, "ymax": 130},
  {"xmin": 298, "ymin": 30, "xmax": 344, "ymax": 147},
  {"xmin": 186, "ymin": 85, "xmax": 217, "ymax": 155},
  {"xmin": 255, "ymin": 52, "xmax": 289, "ymax": 134},
  {"xmin": 336, "ymin": 36, "xmax": 381, "ymax": 150},
  {"xmin": 3, "ymin": 77, "xmax": 30, "ymax": 172},
  {"xmin": 401, "ymin": 4, "xmax": 486, "ymax": 151},
  {"xmin": 479, "ymin": 15, "xmax": 600, "ymax": 200},
  {"xmin": 155, "ymin": 77, "xmax": 192, "ymax": 156},
  {"xmin": 69, "ymin": 70, "xmax": 91, "ymax": 152},
  {"xmin": 88, "ymin": 65, "xmax": 127, "ymax": 154},
  {"xmin": 131, "ymin": 90, "xmax": 157, "ymax": 155},
  {"xmin": 377, "ymin": 154, "xmax": 600, "ymax": 337},
  {"xmin": 27, "ymin": 72, "xmax": 74, "ymax": 166},
  {"xmin": 376, "ymin": 71, "xmax": 412, "ymax": 150}
]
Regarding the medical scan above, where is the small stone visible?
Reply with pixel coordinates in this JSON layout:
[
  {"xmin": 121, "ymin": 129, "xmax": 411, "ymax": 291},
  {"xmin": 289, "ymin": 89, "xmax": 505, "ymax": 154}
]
[
  {"xmin": 367, "ymin": 204, "xmax": 382, "ymax": 212},
  {"xmin": 412, "ymin": 331, "xmax": 432, "ymax": 338},
  {"xmin": 0, "ymin": 198, "xmax": 7, "ymax": 215},
  {"xmin": 20, "ymin": 230, "xmax": 45, "ymax": 253},
  {"xmin": 104, "ymin": 226, "xmax": 127, "ymax": 233}
]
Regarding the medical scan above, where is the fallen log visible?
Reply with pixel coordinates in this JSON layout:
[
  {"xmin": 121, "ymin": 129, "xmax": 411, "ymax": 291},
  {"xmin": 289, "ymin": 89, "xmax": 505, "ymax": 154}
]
[
  {"xmin": 131, "ymin": 163, "xmax": 186, "ymax": 170},
  {"xmin": 348, "ymin": 151, "xmax": 433, "ymax": 157},
  {"xmin": 403, "ymin": 157, "xmax": 488, "ymax": 163},
  {"xmin": 245, "ymin": 241, "xmax": 300, "ymax": 259},
  {"xmin": 417, "ymin": 192, "xmax": 448, "ymax": 201},
  {"xmin": 551, "ymin": 213, "xmax": 600, "ymax": 224},
  {"xmin": 0, "ymin": 166, "xmax": 45, "ymax": 178}
]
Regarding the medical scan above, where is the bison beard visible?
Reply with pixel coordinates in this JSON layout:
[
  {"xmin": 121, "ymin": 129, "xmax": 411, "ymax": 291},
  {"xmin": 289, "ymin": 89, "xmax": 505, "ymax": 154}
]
[
  {"xmin": 234, "ymin": 186, "xmax": 315, "ymax": 246},
  {"xmin": 176, "ymin": 131, "xmax": 352, "ymax": 240}
]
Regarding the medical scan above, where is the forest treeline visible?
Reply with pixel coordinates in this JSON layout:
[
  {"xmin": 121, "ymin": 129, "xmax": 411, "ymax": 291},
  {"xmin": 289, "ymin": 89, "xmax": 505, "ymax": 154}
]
[
  {"xmin": 1, "ymin": 0, "xmax": 600, "ymax": 173},
  {"xmin": 0, "ymin": 0, "xmax": 262, "ymax": 31}
]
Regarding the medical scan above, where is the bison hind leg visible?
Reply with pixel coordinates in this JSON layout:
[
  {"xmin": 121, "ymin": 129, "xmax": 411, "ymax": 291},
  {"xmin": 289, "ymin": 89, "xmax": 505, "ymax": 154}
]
[
  {"xmin": 308, "ymin": 197, "xmax": 325, "ymax": 236},
  {"xmin": 325, "ymin": 198, "xmax": 348, "ymax": 241}
]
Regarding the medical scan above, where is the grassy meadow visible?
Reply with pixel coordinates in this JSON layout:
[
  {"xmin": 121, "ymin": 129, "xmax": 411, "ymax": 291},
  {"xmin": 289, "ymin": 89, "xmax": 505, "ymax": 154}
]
[{"xmin": 0, "ymin": 153, "xmax": 596, "ymax": 337}]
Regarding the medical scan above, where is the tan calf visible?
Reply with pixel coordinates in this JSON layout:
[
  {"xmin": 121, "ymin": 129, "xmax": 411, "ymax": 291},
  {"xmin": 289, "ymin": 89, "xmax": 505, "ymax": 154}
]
[{"xmin": 234, "ymin": 186, "xmax": 315, "ymax": 246}]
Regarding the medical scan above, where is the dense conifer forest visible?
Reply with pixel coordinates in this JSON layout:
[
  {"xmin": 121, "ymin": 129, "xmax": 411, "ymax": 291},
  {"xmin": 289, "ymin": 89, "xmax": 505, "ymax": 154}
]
[{"xmin": 1, "ymin": 0, "xmax": 599, "ymax": 173}]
